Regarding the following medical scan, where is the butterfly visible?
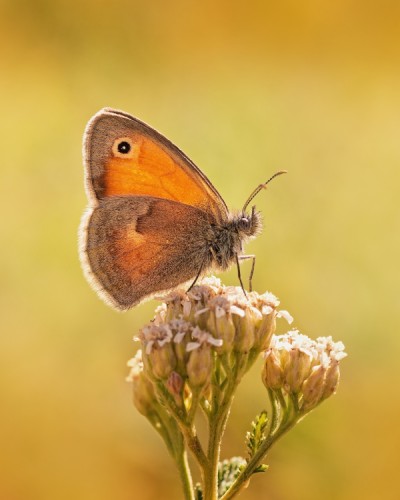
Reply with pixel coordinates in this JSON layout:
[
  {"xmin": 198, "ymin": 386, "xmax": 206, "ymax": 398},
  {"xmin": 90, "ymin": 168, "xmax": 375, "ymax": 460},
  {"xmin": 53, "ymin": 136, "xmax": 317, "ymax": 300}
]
[{"xmin": 79, "ymin": 108, "xmax": 285, "ymax": 310}]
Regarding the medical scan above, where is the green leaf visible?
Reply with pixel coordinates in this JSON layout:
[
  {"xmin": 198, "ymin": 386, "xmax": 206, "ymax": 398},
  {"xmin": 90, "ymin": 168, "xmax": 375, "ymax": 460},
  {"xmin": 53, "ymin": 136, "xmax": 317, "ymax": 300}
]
[
  {"xmin": 217, "ymin": 457, "xmax": 246, "ymax": 497},
  {"xmin": 246, "ymin": 410, "xmax": 269, "ymax": 460},
  {"xmin": 254, "ymin": 464, "xmax": 269, "ymax": 473}
]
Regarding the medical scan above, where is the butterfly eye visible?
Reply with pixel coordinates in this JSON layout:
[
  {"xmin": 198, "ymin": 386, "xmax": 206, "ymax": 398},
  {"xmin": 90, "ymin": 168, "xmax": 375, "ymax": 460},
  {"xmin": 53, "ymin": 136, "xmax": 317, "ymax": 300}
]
[
  {"xmin": 238, "ymin": 217, "xmax": 251, "ymax": 231},
  {"xmin": 112, "ymin": 137, "xmax": 134, "ymax": 158}
]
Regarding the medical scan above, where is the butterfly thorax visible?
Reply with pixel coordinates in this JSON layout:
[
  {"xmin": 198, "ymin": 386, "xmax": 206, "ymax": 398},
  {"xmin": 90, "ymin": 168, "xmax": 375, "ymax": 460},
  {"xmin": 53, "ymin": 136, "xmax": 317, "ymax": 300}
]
[{"xmin": 208, "ymin": 209, "xmax": 262, "ymax": 270}]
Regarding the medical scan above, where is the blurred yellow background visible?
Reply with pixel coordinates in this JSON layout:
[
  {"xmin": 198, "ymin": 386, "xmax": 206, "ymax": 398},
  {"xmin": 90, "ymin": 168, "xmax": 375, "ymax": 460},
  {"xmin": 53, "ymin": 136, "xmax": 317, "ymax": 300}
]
[{"xmin": 1, "ymin": 0, "xmax": 399, "ymax": 498}]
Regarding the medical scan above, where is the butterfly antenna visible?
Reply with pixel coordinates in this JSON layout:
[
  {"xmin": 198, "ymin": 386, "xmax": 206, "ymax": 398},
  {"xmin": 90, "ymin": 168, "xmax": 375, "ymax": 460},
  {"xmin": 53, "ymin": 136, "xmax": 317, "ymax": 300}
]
[{"xmin": 242, "ymin": 170, "xmax": 287, "ymax": 212}]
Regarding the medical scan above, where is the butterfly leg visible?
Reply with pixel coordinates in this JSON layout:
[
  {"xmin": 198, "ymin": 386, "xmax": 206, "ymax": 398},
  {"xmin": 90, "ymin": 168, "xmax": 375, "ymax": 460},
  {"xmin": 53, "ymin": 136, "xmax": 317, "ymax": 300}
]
[
  {"xmin": 187, "ymin": 259, "xmax": 206, "ymax": 292},
  {"xmin": 238, "ymin": 254, "xmax": 256, "ymax": 292},
  {"xmin": 235, "ymin": 253, "xmax": 248, "ymax": 298}
]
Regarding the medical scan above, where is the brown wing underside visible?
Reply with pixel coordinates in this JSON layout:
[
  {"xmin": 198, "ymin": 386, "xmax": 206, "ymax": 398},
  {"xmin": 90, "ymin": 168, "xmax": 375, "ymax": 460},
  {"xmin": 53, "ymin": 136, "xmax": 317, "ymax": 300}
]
[
  {"xmin": 83, "ymin": 108, "xmax": 228, "ymax": 222},
  {"xmin": 81, "ymin": 196, "xmax": 213, "ymax": 310}
]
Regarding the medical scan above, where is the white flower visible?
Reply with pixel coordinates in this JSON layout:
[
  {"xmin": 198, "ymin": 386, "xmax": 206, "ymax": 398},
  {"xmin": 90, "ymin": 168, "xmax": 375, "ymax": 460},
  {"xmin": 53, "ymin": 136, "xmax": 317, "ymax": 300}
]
[
  {"xmin": 140, "ymin": 324, "xmax": 173, "ymax": 354},
  {"xmin": 126, "ymin": 350, "xmax": 143, "ymax": 382}
]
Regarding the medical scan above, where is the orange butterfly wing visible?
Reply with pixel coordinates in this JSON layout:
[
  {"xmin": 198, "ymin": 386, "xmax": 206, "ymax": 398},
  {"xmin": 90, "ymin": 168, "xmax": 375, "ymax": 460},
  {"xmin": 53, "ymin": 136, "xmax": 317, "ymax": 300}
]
[
  {"xmin": 83, "ymin": 108, "xmax": 228, "ymax": 221},
  {"xmin": 81, "ymin": 196, "xmax": 213, "ymax": 310},
  {"xmin": 80, "ymin": 108, "xmax": 229, "ymax": 309}
]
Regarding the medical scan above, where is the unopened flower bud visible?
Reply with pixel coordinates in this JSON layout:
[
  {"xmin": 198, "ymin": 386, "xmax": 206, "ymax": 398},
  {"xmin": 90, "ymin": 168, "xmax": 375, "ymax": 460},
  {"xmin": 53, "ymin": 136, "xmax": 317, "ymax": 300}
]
[
  {"xmin": 206, "ymin": 296, "xmax": 236, "ymax": 353},
  {"xmin": 139, "ymin": 324, "xmax": 176, "ymax": 379},
  {"xmin": 233, "ymin": 310, "xmax": 255, "ymax": 353},
  {"xmin": 166, "ymin": 371, "xmax": 184, "ymax": 407},
  {"xmin": 133, "ymin": 372, "xmax": 157, "ymax": 416},
  {"xmin": 284, "ymin": 348, "xmax": 312, "ymax": 393},
  {"xmin": 252, "ymin": 292, "xmax": 280, "ymax": 350},
  {"xmin": 322, "ymin": 360, "xmax": 340, "ymax": 399},
  {"xmin": 147, "ymin": 342, "xmax": 176, "ymax": 379},
  {"xmin": 302, "ymin": 364, "xmax": 326, "ymax": 410},
  {"xmin": 170, "ymin": 318, "xmax": 191, "ymax": 375},
  {"xmin": 187, "ymin": 343, "xmax": 212, "ymax": 388},
  {"xmin": 262, "ymin": 349, "xmax": 284, "ymax": 390},
  {"xmin": 163, "ymin": 290, "xmax": 188, "ymax": 321},
  {"xmin": 255, "ymin": 307, "xmax": 276, "ymax": 350},
  {"xmin": 127, "ymin": 351, "xmax": 157, "ymax": 416},
  {"xmin": 188, "ymin": 281, "xmax": 219, "ymax": 328}
]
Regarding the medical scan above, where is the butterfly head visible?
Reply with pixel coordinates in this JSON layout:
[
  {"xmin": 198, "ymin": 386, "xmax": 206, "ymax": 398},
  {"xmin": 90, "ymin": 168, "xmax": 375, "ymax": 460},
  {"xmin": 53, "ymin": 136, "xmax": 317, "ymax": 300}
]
[
  {"xmin": 235, "ymin": 170, "xmax": 287, "ymax": 241},
  {"xmin": 236, "ymin": 206, "xmax": 262, "ymax": 239}
]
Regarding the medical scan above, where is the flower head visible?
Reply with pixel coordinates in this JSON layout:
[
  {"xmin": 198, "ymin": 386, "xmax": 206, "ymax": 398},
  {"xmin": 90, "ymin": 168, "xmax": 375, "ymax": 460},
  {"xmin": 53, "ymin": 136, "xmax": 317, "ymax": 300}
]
[
  {"xmin": 131, "ymin": 277, "xmax": 294, "ymax": 409},
  {"xmin": 262, "ymin": 330, "xmax": 347, "ymax": 411},
  {"xmin": 160, "ymin": 277, "xmax": 291, "ymax": 354}
]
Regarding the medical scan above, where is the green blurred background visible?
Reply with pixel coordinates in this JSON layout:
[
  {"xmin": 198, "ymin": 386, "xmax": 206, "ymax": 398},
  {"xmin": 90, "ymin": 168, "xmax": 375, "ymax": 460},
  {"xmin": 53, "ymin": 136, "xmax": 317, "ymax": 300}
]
[{"xmin": 1, "ymin": 0, "xmax": 399, "ymax": 498}]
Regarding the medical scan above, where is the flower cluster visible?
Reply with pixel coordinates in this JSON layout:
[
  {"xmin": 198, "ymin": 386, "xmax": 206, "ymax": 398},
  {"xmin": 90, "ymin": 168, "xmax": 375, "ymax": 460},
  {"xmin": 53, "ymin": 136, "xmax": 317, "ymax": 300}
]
[
  {"xmin": 262, "ymin": 330, "xmax": 347, "ymax": 411},
  {"xmin": 126, "ymin": 277, "xmax": 347, "ymax": 500},
  {"xmin": 127, "ymin": 276, "xmax": 292, "ymax": 415}
]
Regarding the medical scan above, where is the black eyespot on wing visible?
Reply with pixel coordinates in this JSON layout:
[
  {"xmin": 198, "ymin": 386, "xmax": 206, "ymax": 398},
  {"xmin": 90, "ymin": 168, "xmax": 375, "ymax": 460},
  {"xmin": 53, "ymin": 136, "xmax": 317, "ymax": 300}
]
[
  {"xmin": 117, "ymin": 141, "xmax": 131, "ymax": 154},
  {"xmin": 111, "ymin": 137, "xmax": 135, "ymax": 159}
]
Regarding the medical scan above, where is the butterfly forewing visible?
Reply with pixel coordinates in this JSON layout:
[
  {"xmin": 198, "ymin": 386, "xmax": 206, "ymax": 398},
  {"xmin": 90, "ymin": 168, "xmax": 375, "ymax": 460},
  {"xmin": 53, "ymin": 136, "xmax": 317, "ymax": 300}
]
[{"xmin": 83, "ymin": 108, "xmax": 228, "ymax": 221}]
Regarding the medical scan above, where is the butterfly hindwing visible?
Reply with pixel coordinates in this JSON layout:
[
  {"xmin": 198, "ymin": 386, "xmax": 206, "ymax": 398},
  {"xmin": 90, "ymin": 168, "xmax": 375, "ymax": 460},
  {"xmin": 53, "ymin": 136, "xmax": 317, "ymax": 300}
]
[{"xmin": 80, "ymin": 196, "xmax": 213, "ymax": 310}]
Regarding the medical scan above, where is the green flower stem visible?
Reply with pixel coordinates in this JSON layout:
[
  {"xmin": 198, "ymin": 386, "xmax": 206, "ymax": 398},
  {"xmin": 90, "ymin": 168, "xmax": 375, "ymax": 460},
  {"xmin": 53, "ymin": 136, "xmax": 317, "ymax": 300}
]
[
  {"xmin": 204, "ymin": 394, "xmax": 234, "ymax": 499},
  {"xmin": 246, "ymin": 349, "xmax": 260, "ymax": 371},
  {"xmin": 220, "ymin": 353, "xmax": 233, "ymax": 380},
  {"xmin": 289, "ymin": 393, "xmax": 300, "ymax": 415},
  {"xmin": 221, "ymin": 406, "xmax": 300, "ymax": 500},
  {"xmin": 146, "ymin": 410, "xmax": 176, "ymax": 457},
  {"xmin": 147, "ymin": 405, "xmax": 195, "ymax": 500},
  {"xmin": 154, "ymin": 406, "xmax": 181, "ymax": 455},
  {"xmin": 182, "ymin": 425, "xmax": 209, "ymax": 473},
  {"xmin": 153, "ymin": 381, "xmax": 208, "ymax": 473},
  {"xmin": 203, "ymin": 355, "xmax": 243, "ymax": 500},
  {"xmin": 276, "ymin": 388, "xmax": 287, "ymax": 414},
  {"xmin": 267, "ymin": 389, "xmax": 280, "ymax": 434},
  {"xmin": 175, "ymin": 446, "xmax": 195, "ymax": 500},
  {"xmin": 188, "ymin": 388, "xmax": 201, "ymax": 424}
]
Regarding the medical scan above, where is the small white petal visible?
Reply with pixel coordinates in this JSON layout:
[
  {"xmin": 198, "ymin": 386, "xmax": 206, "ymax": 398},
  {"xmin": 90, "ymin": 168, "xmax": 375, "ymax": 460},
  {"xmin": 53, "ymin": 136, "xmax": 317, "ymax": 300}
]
[
  {"xmin": 334, "ymin": 341, "xmax": 346, "ymax": 351},
  {"xmin": 195, "ymin": 307, "xmax": 209, "ymax": 317},
  {"xmin": 262, "ymin": 305, "xmax": 274, "ymax": 315},
  {"xmin": 145, "ymin": 341, "xmax": 154, "ymax": 355},
  {"xmin": 207, "ymin": 337, "xmax": 223, "ymax": 347},
  {"xmin": 230, "ymin": 305, "xmax": 245, "ymax": 317},
  {"xmin": 250, "ymin": 306, "xmax": 263, "ymax": 319},
  {"xmin": 277, "ymin": 310, "xmax": 294, "ymax": 324},
  {"xmin": 186, "ymin": 342, "xmax": 201, "ymax": 352},
  {"xmin": 259, "ymin": 292, "xmax": 280, "ymax": 306},
  {"xmin": 174, "ymin": 331, "xmax": 186, "ymax": 344}
]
